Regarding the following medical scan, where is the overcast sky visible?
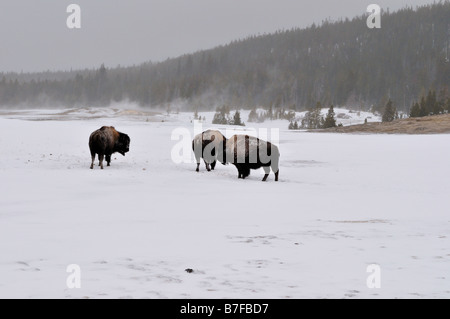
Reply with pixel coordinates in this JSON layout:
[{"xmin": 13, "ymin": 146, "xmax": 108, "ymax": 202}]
[{"xmin": 0, "ymin": 0, "xmax": 437, "ymax": 73}]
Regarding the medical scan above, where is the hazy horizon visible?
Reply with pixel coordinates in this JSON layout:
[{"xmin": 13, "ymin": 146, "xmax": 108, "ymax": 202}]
[{"xmin": 0, "ymin": 0, "xmax": 440, "ymax": 73}]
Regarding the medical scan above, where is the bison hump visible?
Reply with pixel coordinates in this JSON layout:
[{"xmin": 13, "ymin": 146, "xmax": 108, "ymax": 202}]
[
  {"xmin": 230, "ymin": 135, "xmax": 262, "ymax": 151},
  {"xmin": 202, "ymin": 130, "xmax": 224, "ymax": 141}
]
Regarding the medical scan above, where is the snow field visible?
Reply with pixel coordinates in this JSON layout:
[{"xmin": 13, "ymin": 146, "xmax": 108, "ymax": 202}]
[{"xmin": 0, "ymin": 108, "xmax": 448, "ymax": 299}]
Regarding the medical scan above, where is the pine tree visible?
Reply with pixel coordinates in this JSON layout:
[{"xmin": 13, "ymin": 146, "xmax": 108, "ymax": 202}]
[
  {"xmin": 303, "ymin": 101, "xmax": 324, "ymax": 129},
  {"xmin": 286, "ymin": 110, "xmax": 296, "ymax": 122},
  {"xmin": 382, "ymin": 99, "xmax": 397, "ymax": 123},
  {"xmin": 438, "ymin": 88, "xmax": 448, "ymax": 114},
  {"xmin": 289, "ymin": 120, "xmax": 299, "ymax": 130},
  {"xmin": 320, "ymin": 116, "xmax": 325, "ymax": 128},
  {"xmin": 267, "ymin": 106, "xmax": 274, "ymax": 120},
  {"xmin": 248, "ymin": 107, "xmax": 258, "ymax": 122},
  {"xmin": 419, "ymin": 96, "xmax": 428, "ymax": 117},
  {"xmin": 410, "ymin": 102, "xmax": 421, "ymax": 117},
  {"xmin": 433, "ymin": 93, "xmax": 443, "ymax": 115},
  {"xmin": 425, "ymin": 90, "xmax": 441, "ymax": 115},
  {"xmin": 212, "ymin": 105, "xmax": 230, "ymax": 124},
  {"xmin": 231, "ymin": 110, "xmax": 244, "ymax": 126},
  {"xmin": 212, "ymin": 113, "xmax": 224, "ymax": 124},
  {"xmin": 323, "ymin": 105, "xmax": 337, "ymax": 128}
]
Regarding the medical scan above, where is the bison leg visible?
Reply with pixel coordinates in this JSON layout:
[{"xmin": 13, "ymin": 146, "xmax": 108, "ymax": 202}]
[
  {"xmin": 242, "ymin": 167, "xmax": 251, "ymax": 179},
  {"xmin": 262, "ymin": 166, "xmax": 271, "ymax": 182},
  {"xmin": 234, "ymin": 164, "xmax": 243, "ymax": 179},
  {"xmin": 90, "ymin": 153, "xmax": 95, "ymax": 169},
  {"xmin": 272, "ymin": 156, "xmax": 280, "ymax": 182},
  {"xmin": 106, "ymin": 155, "xmax": 111, "ymax": 167},
  {"xmin": 98, "ymin": 154, "xmax": 105, "ymax": 169},
  {"xmin": 235, "ymin": 165, "xmax": 250, "ymax": 179},
  {"xmin": 211, "ymin": 160, "xmax": 217, "ymax": 171},
  {"xmin": 194, "ymin": 154, "xmax": 201, "ymax": 172}
]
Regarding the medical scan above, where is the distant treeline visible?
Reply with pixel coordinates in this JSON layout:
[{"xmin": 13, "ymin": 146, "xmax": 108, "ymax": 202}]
[
  {"xmin": 0, "ymin": 2, "xmax": 449, "ymax": 111},
  {"xmin": 410, "ymin": 89, "xmax": 450, "ymax": 117}
]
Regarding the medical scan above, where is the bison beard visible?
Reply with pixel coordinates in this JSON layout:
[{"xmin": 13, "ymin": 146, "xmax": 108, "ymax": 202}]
[
  {"xmin": 225, "ymin": 135, "xmax": 280, "ymax": 182},
  {"xmin": 89, "ymin": 126, "xmax": 130, "ymax": 169}
]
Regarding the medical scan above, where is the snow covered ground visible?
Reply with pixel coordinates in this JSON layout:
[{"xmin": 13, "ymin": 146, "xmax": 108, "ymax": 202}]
[
  {"xmin": 0, "ymin": 107, "xmax": 379, "ymax": 128},
  {"xmin": 290, "ymin": 107, "xmax": 381, "ymax": 127},
  {"xmin": 0, "ymin": 107, "xmax": 449, "ymax": 299}
]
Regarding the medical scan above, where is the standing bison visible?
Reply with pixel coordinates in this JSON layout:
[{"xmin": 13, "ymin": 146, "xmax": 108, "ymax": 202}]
[
  {"xmin": 224, "ymin": 135, "xmax": 280, "ymax": 182},
  {"xmin": 192, "ymin": 130, "xmax": 227, "ymax": 172},
  {"xmin": 89, "ymin": 126, "xmax": 130, "ymax": 169}
]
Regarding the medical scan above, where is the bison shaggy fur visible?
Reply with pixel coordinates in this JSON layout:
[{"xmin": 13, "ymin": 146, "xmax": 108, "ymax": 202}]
[
  {"xmin": 89, "ymin": 126, "xmax": 130, "ymax": 169},
  {"xmin": 224, "ymin": 135, "xmax": 280, "ymax": 182},
  {"xmin": 192, "ymin": 130, "xmax": 227, "ymax": 172}
]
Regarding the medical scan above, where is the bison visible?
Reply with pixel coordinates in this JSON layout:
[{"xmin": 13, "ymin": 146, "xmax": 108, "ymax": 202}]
[
  {"xmin": 223, "ymin": 135, "xmax": 280, "ymax": 182},
  {"xmin": 89, "ymin": 126, "xmax": 130, "ymax": 169},
  {"xmin": 192, "ymin": 130, "xmax": 227, "ymax": 172}
]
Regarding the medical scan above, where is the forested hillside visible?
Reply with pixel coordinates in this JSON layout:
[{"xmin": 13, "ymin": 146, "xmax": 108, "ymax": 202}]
[{"xmin": 1, "ymin": 2, "xmax": 449, "ymax": 111}]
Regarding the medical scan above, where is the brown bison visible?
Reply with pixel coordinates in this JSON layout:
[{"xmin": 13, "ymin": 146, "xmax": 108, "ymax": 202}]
[
  {"xmin": 192, "ymin": 130, "xmax": 227, "ymax": 172},
  {"xmin": 223, "ymin": 135, "xmax": 280, "ymax": 182},
  {"xmin": 89, "ymin": 126, "xmax": 130, "ymax": 169}
]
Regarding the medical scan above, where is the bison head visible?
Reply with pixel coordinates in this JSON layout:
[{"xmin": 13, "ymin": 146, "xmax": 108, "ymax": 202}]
[{"xmin": 116, "ymin": 133, "xmax": 130, "ymax": 156}]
